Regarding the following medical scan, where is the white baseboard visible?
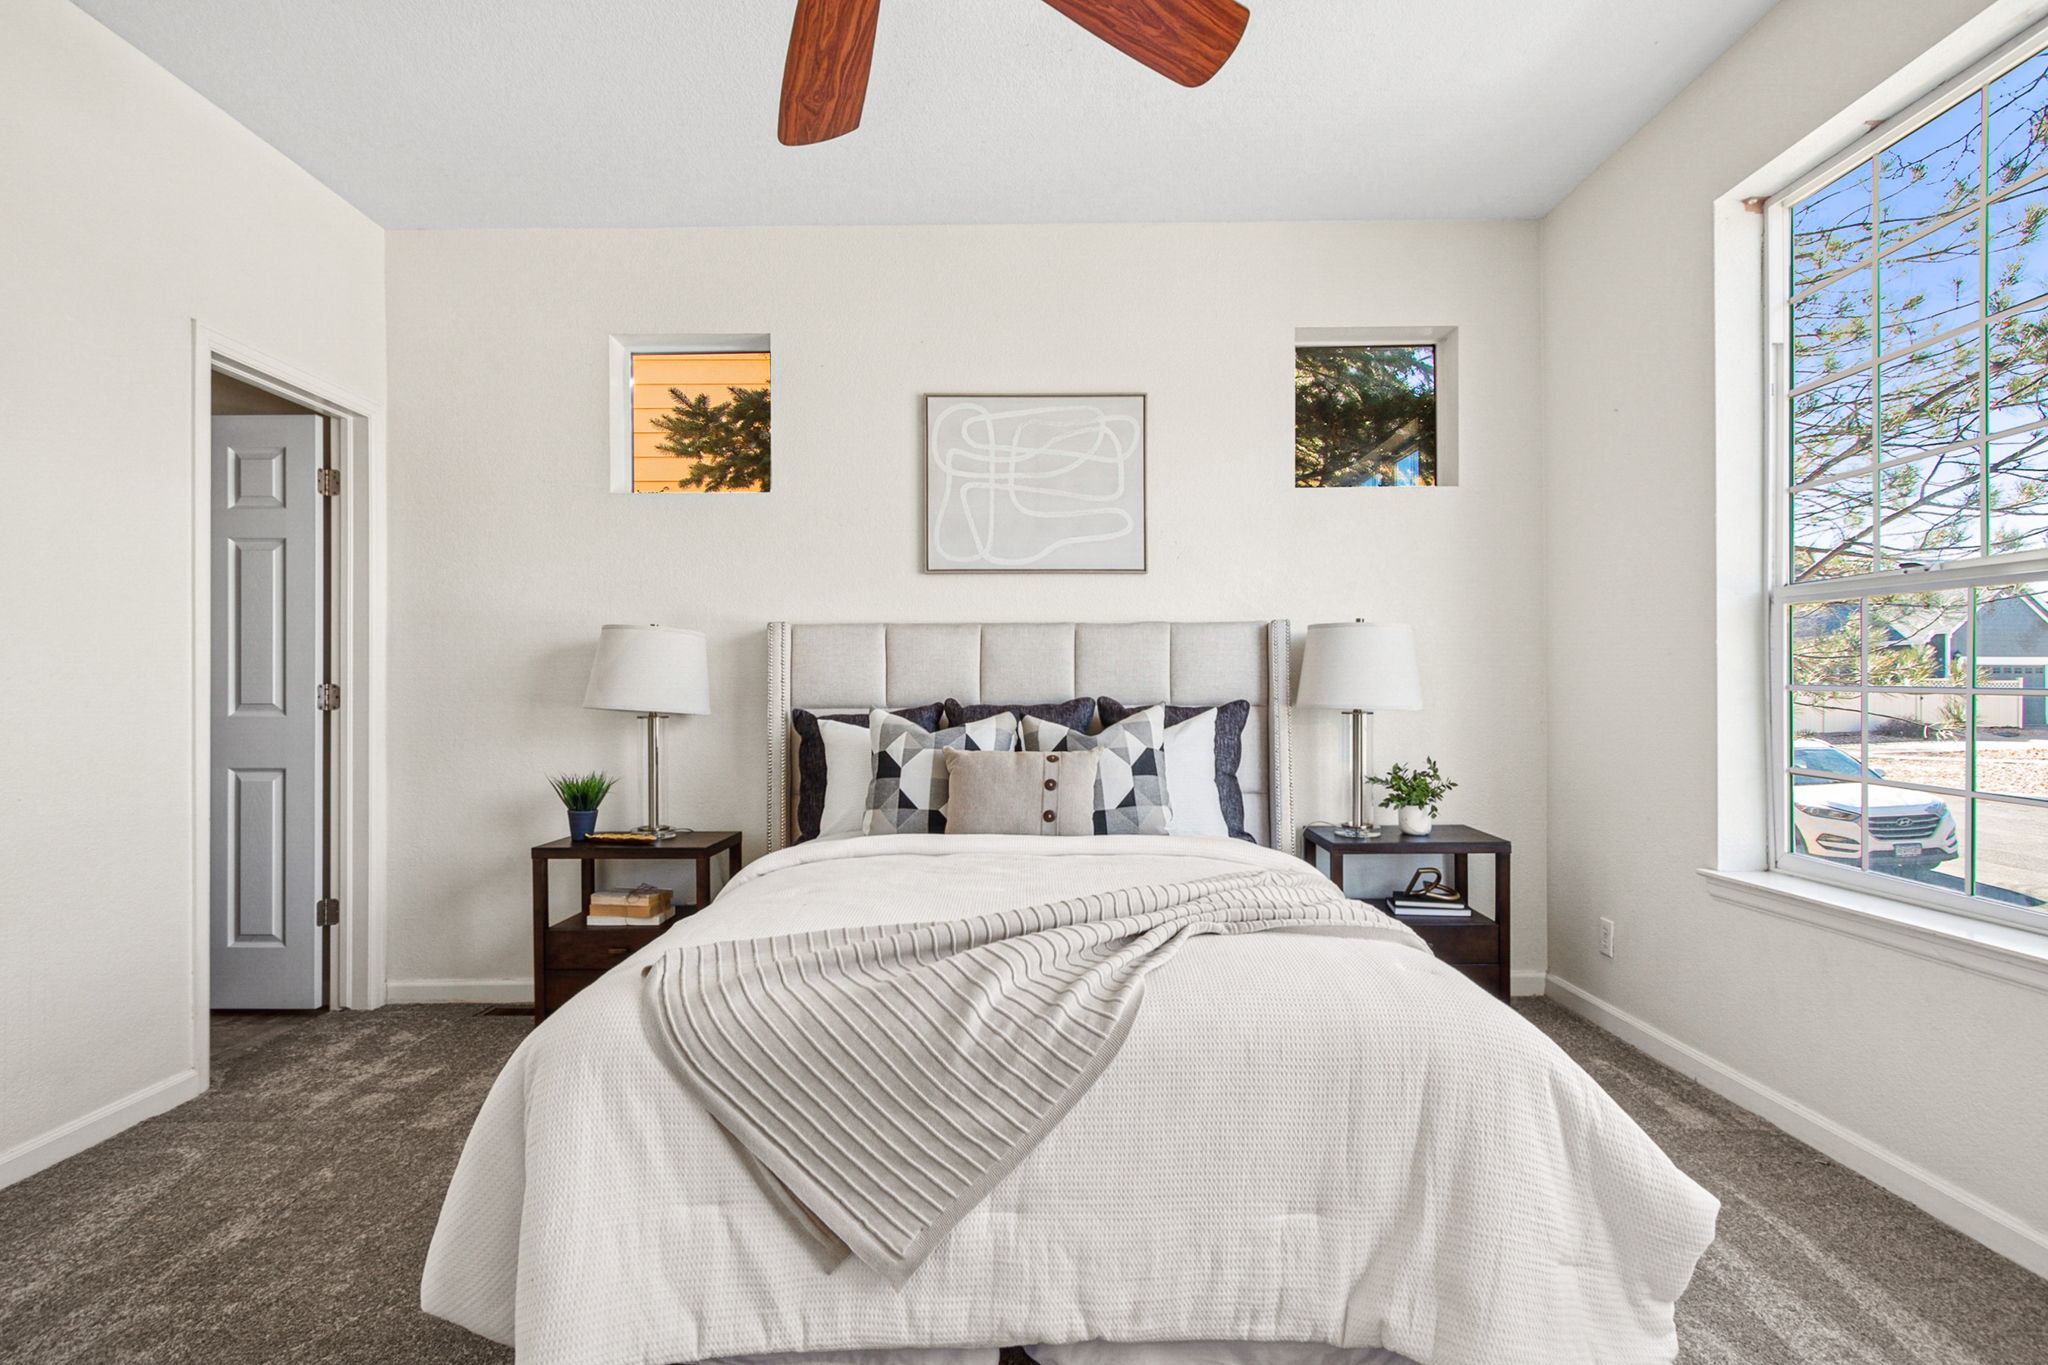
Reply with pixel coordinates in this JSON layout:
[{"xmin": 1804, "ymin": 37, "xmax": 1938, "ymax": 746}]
[
  {"xmin": 0, "ymin": 1068, "xmax": 204, "ymax": 1191},
  {"xmin": 1509, "ymin": 969, "xmax": 1547, "ymax": 996},
  {"xmin": 383, "ymin": 978, "xmax": 531, "ymax": 1004},
  {"xmin": 1545, "ymin": 974, "xmax": 2048, "ymax": 1278}
]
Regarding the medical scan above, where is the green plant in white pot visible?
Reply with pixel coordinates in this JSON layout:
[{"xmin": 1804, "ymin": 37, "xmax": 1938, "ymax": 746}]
[{"xmin": 1374, "ymin": 758, "xmax": 1456, "ymax": 837}]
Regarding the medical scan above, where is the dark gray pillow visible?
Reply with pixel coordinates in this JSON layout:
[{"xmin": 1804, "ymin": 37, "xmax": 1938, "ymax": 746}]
[
  {"xmin": 942, "ymin": 697, "xmax": 1097, "ymax": 731},
  {"xmin": 791, "ymin": 704, "xmax": 943, "ymax": 843},
  {"xmin": 1096, "ymin": 698, "xmax": 1253, "ymax": 841}
]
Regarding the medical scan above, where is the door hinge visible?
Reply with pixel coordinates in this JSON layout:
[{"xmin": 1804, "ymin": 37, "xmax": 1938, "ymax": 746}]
[
  {"xmin": 316, "ymin": 467, "xmax": 341, "ymax": 496},
  {"xmin": 315, "ymin": 898, "xmax": 340, "ymax": 927},
  {"xmin": 316, "ymin": 682, "xmax": 341, "ymax": 710}
]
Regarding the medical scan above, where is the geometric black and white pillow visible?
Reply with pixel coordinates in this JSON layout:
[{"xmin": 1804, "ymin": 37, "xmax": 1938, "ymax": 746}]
[
  {"xmin": 1096, "ymin": 698, "xmax": 1253, "ymax": 841},
  {"xmin": 863, "ymin": 711, "xmax": 1019, "ymax": 835},
  {"xmin": 1022, "ymin": 705, "xmax": 1172, "ymax": 835}
]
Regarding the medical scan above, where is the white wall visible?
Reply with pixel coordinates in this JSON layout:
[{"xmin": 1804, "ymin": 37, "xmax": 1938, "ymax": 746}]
[
  {"xmin": 382, "ymin": 221, "xmax": 1548, "ymax": 998},
  {"xmin": 1541, "ymin": 0, "xmax": 2048, "ymax": 1269},
  {"xmin": 0, "ymin": 0, "xmax": 385, "ymax": 1181}
]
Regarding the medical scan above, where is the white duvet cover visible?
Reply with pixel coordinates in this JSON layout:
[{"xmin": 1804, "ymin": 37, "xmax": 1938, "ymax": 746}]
[{"xmin": 423, "ymin": 836, "xmax": 1717, "ymax": 1365}]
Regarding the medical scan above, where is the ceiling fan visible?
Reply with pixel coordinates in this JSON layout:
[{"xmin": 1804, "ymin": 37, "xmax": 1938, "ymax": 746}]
[{"xmin": 778, "ymin": 0, "xmax": 1251, "ymax": 145}]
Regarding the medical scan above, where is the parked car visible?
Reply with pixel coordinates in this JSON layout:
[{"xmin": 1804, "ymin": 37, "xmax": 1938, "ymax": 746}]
[{"xmin": 1791, "ymin": 741, "xmax": 1959, "ymax": 870}]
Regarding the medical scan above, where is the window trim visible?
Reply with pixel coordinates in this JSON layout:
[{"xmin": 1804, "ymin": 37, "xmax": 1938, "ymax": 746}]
[
  {"xmin": 1699, "ymin": 867, "xmax": 2048, "ymax": 995},
  {"xmin": 606, "ymin": 333, "xmax": 770, "ymax": 495},
  {"xmin": 1763, "ymin": 17, "xmax": 2048, "ymax": 936}
]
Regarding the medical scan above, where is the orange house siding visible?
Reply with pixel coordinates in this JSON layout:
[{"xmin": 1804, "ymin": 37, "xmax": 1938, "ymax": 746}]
[{"xmin": 631, "ymin": 351, "xmax": 771, "ymax": 492}]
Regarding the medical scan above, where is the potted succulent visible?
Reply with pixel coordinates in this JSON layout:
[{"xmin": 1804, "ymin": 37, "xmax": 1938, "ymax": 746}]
[
  {"xmin": 1374, "ymin": 758, "xmax": 1457, "ymax": 837},
  {"xmin": 549, "ymin": 771, "xmax": 617, "ymax": 843}
]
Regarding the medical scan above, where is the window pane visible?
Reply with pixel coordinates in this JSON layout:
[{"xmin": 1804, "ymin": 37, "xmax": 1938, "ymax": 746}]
[
  {"xmin": 1794, "ymin": 266, "xmax": 1873, "ymax": 386},
  {"xmin": 1990, "ymin": 50, "xmax": 2048, "ymax": 191},
  {"xmin": 1879, "ymin": 95, "xmax": 1984, "ymax": 250},
  {"xmin": 1294, "ymin": 345, "xmax": 1436, "ymax": 487},
  {"xmin": 1864, "ymin": 695, "xmax": 1968, "ymax": 788},
  {"xmin": 1988, "ymin": 426, "xmax": 2048, "ymax": 553},
  {"xmin": 1878, "ymin": 451, "xmax": 1980, "ymax": 566},
  {"xmin": 1792, "ymin": 371, "xmax": 1875, "ymax": 483},
  {"xmin": 1989, "ymin": 178, "xmax": 2048, "ymax": 311},
  {"xmin": 1792, "ymin": 478, "xmax": 1874, "ymax": 581},
  {"xmin": 1792, "ymin": 695, "xmax": 1862, "ymax": 772},
  {"xmin": 1880, "ymin": 213, "xmax": 1982, "ymax": 352},
  {"xmin": 1793, "ymin": 162, "xmax": 1874, "ymax": 293},
  {"xmin": 1864, "ymin": 784, "xmax": 1967, "ymax": 888},
  {"xmin": 1866, "ymin": 589, "xmax": 1968, "ymax": 684},
  {"xmin": 1972, "ymin": 798, "xmax": 2048, "ymax": 907},
  {"xmin": 1971, "ymin": 580, "xmax": 2048, "ymax": 686},
  {"xmin": 1879, "ymin": 332, "xmax": 1982, "ymax": 459},
  {"xmin": 1789, "ymin": 775, "xmax": 1863, "ymax": 862},
  {"xmin": 629, "ymin": 351, "xmax": 771, "ymax": 493},
  {"xmin": 1790, "ymin": 599, "xmax": 1862, "ymax": 683},
  {"xmin": 1975, "ymin": 691, "xmax": 2048, "ymax": 796},
  {"xmin": 1988, "ymin": 299, "xmax": 2048, "ymax": 431}
]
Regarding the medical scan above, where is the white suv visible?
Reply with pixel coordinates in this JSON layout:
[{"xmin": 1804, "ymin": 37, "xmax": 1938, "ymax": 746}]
[{"xmin": 1792, "ymin": 742, "xmax": 1960, "ymax": 871}]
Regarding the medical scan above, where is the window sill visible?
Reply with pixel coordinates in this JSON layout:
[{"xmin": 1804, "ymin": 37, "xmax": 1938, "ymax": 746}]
[{"xmin": 1698, "ymin": 868, "xmax": 2048, "ymax": 995}]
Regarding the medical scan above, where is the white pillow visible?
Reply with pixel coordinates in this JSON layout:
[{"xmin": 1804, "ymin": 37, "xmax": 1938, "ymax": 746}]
[
  {"xmin": 1159, "ymin": 706, "xmax": 1228, "ymax": 837},
  {"xmin": 814, "ymin": 716, "xmax": 873, "ymax": 840}
]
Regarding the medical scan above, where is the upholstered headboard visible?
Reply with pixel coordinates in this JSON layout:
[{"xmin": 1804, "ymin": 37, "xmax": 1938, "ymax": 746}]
[{"xmin": 765, "ymin": 621, "xmax": 1293, "ymax": 852}]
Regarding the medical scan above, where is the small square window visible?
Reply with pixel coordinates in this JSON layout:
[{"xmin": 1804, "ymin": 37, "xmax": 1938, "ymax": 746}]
[
  {"xmin": 610, "ymin": 335, "xmax": 770, "ymax": 493},
  {"xmin": 1293, "ymin": 333, "xmax": 1448, "ymax": 487}
]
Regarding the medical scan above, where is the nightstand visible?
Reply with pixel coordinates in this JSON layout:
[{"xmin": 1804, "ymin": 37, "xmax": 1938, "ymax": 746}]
[
  {"xmin": 530, "ymin": 831, "xmax": 742, "ymax": 1023},
  {"xmin": 1301, "ymin": 823, "xmax": 1512, "ymax": 1000}
]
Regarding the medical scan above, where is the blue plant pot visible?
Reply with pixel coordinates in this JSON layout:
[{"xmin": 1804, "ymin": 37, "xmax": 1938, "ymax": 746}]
[{"xmin": 567, "ymin": 809, "xmax": 599, "ymax": 842}]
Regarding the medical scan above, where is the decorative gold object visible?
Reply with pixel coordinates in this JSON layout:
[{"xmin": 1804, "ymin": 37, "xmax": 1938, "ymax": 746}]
[{"xmin": 1402, "ymin": 868, "xmax": 1464, "ymax": 903}]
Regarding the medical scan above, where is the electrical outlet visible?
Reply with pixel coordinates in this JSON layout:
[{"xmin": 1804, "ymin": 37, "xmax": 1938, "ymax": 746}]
[{"xmin": 1598, "ymin": 917, "xmax": 1616, "ymax": 959}]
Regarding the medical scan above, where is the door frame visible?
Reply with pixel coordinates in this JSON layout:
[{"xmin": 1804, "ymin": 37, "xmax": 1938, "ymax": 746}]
[{"xmin": 191, "ymin": 322, "xmax": 386, "ymax": 1056}]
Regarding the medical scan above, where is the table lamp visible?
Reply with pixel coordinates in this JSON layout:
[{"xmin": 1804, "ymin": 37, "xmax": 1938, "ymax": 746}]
[
  {"xmin": 582, "ymin": 624, "xmax": 710, "ymax": 837},
  {"xmin": 1294, "ymin": 620, "xmax": 1422, "ymax": 838}
]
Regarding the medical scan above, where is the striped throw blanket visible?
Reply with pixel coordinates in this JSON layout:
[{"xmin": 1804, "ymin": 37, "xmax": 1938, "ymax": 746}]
[{"xmin": 644, "ymin": 867, "xmax": 1421, "ymax": 1283}]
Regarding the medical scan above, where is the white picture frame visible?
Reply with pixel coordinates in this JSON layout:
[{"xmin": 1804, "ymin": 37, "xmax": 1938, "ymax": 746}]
[{"xmin": 923, "ymin": 394, "xmax": 1147, "ymax": 573}]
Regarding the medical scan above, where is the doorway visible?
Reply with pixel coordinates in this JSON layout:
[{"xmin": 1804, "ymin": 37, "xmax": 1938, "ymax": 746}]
[
  {"xmin": 195, "ymin": 329, "xmax": 383, "ymax": 1032},
  {"xmin": 209, "ymin": 374, "xmax": 332, "ymax": 1009}
]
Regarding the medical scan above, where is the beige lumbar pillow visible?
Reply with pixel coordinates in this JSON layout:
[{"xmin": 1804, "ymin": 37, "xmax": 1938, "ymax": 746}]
[{"xmin": 943, "ymin": 749, "xmax": 1100, "ymax": 836}]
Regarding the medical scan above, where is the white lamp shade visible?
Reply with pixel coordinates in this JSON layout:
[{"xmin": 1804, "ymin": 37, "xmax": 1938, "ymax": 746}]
[
  {"xmin": 1293, "ymin": 621, "xmax": 1422, "ymax": 711},
  {"xmin": 582, "ymin": 625, "xmax": 711, "ymax": 715}
]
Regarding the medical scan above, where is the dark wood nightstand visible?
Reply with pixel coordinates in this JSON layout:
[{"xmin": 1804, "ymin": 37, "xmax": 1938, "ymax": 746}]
[
  {"xmin": 530, "ymin": 831, "xmax": 742, "ymax": 1023},
  {"xmin": 1302, "ymin": 823, "xmax": 1512, "ymax": 1000}
]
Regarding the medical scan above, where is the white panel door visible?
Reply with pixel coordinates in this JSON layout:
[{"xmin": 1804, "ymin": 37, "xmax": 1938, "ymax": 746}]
[{"xmin": 211, "ymin": 414, "xmax": 324, "ymax": 1008}]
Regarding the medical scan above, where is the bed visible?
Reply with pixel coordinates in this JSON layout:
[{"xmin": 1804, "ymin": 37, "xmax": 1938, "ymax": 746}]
[{"xmin": 422, "ymin": 621, "xmax": 1717, "ymax": 1365}]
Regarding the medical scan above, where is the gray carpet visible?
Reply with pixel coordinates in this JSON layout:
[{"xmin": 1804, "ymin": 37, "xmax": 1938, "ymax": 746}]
[{"xmin": 0, "ymin": 1000, "xmax": 2041, "ymax": 1364}]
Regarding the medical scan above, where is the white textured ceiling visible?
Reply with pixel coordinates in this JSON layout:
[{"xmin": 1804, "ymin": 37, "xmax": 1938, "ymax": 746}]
[{"xmin": 69, "ymin": 0, "xmax": 1779, "ymax": 229}]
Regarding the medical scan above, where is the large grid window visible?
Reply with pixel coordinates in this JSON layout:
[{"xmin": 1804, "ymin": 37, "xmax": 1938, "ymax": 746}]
[{"xmin": 1774, "ymin": 38, "xmax": 2048, "ymax": 929}]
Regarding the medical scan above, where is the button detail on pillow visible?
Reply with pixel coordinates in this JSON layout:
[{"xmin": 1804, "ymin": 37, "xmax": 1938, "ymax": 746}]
[{"xmin": 943, "ymin": 750, "xmax": 1100, "ymax": 837}]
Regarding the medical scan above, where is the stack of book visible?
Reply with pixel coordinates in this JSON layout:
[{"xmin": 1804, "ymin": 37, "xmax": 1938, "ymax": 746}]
[
  {"xmin": 1387, "ymin": 894, "xmax": 1472, "ymax": 923},
  {"xmin": 587, "ymin": 884, "xmax": 676, "ymax": 927}
]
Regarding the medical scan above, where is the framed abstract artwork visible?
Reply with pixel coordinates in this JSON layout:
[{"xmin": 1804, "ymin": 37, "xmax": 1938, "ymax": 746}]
[{"xmin": 924, "ymin": 394, "xmax": 1147, "ymax": 573}]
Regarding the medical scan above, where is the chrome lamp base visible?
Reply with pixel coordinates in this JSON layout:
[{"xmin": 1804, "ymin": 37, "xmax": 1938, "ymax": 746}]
[
  {"xmin": 1344, "ymin": 709, "xmax": 1383, "ymax": 838},
  {"xmin": 635, "ymin": 712, "xmax": 692, "ymax": 841}
]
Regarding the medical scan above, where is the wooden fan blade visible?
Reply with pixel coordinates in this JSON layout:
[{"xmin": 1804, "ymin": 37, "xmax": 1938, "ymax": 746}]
[
  {"xmin": 779, "ymin": 0, "xmax": 881, "ymax": 145},
  {"xmin": 1039, "ymin": 0, "xmax": 1248, "ymax": 87}
]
